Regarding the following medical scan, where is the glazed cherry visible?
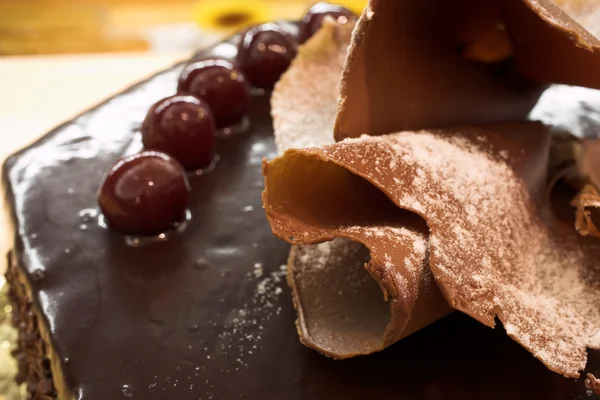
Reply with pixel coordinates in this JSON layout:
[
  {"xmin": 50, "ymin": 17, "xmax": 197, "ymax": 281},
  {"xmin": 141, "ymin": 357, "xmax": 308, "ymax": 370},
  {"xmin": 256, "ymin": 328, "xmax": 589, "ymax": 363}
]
[
  {"xmin": 237, "ymin": 23, "xmax": 299, "ymax": 88},
  {"xmin": 98, "ymin": 151, "xmax": 190, "ymax": 236},
  {"xmin": 178, "ymin": 59, "xmax": 250, "ymax": 128},
  {"xmin": 299, "ymin": 3, "xmax": 357, "ymax": 43},
  {"xmin": 142, "ymin": 95, "xmax": 216, "ymax": 170}
]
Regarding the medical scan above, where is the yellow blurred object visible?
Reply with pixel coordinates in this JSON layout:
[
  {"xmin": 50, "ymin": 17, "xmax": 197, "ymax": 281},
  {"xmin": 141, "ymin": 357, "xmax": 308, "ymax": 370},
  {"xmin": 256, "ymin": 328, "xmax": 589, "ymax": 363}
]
[
  {"xmin": 0, "ymin": 2, "xmax": 149, "ymax": 55},
  {"xmin": 193, "ymin": 0, "xmax": 272, "ymax": 32},
  {"xmin": 333, "ymin": 0, "xmax": 368, "ymax": 15},
  {"xmin": 0, "ymin": 0, "xmax": 370, "ymax": 56}
]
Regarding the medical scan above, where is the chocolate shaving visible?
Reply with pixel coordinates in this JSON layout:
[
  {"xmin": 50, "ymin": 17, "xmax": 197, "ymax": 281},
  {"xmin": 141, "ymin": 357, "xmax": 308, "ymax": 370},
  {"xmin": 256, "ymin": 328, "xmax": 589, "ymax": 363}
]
[
  {"xmin": 549, "ymin": 135, "xmax": 600, "ymax": 237},
  {"xmin": 267, "ymin": 0, "xmax": 600, "ymax": 377},
  {"xmin": 263, "ymin": 124, "xmax": 600, "ymax": 378},
  {"xmin": 272, "ymin": 20, "xmax": 451, "ymax": 357},
  {"xmin": 586, "ymin": 373, "xmax": 600, "ymax": 396},
  {"xmin": 500, "ymin": 0, "xmax": 600, "ymax": 88},
  {"xmin": 572, "ymin": 184, "xmax": 600, "ymax": 238},
  {"xmin": 334, "ymin": 0, "xmax": 543, "ymax": 140},
  {"xmin": 272, "ymin": 17, "xmax": 349, "ymax": 151},
  {"xmin": 335, "ymin": 0, "xmax": 600, "ymax": 141},
  {"xmin": 552, "ymin": 0, "xmax": 600, "ymax": 37}
]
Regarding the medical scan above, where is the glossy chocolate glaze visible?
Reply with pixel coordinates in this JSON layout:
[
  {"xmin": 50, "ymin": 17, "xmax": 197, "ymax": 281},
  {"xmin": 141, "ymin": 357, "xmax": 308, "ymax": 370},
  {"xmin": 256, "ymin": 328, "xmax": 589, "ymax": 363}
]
[{"xmin": 4, "ymin": 23, "xmax": 600, "ymax": 399}]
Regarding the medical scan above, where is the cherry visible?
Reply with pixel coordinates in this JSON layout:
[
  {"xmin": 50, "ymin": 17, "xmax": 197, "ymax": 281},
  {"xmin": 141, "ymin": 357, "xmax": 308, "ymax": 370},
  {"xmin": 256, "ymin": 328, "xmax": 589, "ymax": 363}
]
[
  {"xmin": 178, "ymin": 59, "xmax": 250, "ymax": 128},
  {"xmin": 299, "ymin": 3, "xmax": 357, "ymax": 43},
  {"xmin": 142, "ymin": 95, "xmax": 216, "ymax": 170},
  {"xmin": 98, "ymin": 151, "xmax": 190, "ymax": 236},
  {"xmin": 237, "ymin": 23, "xmax": 299, "ymax": 88}
]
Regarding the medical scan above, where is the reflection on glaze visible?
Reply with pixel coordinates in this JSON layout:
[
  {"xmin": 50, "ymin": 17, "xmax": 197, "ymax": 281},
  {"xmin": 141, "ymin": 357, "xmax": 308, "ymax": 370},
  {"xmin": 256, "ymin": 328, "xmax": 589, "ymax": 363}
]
[
  {"xmin": 250, "ymin": 87, "xmax": 268, "ymax": 97},
  {"xmin": 78, "ymin": 208, "xmax": 99, "ymax": 223},
  {"xmin": 216, "ymin": 116, "xmax": 251, "ymax": 137},
  {"xmin": 121, "ymin": 384, "xmax": 133, "ymax": 397},
  {"xmin": 37, "ymin": 291, "xmax": 57, "ymax": 334},
  {"xmin": 249, "ymin": 140, "xmax": 277, "ymax": 165},
  {"xmin": 97, "ymin": 214, "xmax": 108, "ymax": 229},
  {"xmin": 79, "ymin": 209, "xmax": 99, "ymax": 232},
  {"xmin": 30, "ymin": 268, "xmax": 45, "ymax": 282},
  {"xmin": 205, "ymin": 42, "xmax": 239, "ymax": 61},
  {"xmin": 206, "ymin": 247, "xmax": 241, "ymax": 257},
  {"xmin": 188, "ymin": 155, "xmax": 219, "ymax": 177},
  {"xmin": 194, "ymin": 259, "xmax": 210, "ymax": 270},
  {"xmin": 124, "ymin": 210, "xmax": 192, "ymax": 247}
]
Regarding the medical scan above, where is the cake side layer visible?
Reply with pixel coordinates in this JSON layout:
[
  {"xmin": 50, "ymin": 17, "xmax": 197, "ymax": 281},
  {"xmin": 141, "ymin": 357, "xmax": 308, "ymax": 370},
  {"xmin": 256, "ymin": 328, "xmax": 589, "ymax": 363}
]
[{"xmin": 6, "ymin": 252, "xmax": 56, "ymax": 399}]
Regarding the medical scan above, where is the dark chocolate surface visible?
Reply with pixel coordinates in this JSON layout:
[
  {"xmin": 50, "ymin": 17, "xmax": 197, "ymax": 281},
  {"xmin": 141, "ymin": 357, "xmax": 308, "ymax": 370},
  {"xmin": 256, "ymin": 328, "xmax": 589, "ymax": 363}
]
[{"xmin": 4, "ymin": 24, "xmax": 600, "ymax": 400}]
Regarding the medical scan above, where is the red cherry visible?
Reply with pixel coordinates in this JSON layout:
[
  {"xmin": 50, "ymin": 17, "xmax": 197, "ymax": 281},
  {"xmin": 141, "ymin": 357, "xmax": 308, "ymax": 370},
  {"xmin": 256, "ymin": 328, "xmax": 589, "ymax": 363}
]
[
  {"xmin": 178, "ymin": 59, "xmax": 250, "ymax": 128},
  {"xmin": 237, "ymin": 23, "xmax": 299, "ymax": 88},
  {"xmin": 98, "ymin": 151, "xmax": 190, "ymax": 236},
  {"xmin": 142, "ymin": 95, "xmax": 216, "ymax": 170},
  {"xmin": 300, "ymin": 3, "xmax": 357, "ymax": 43}
]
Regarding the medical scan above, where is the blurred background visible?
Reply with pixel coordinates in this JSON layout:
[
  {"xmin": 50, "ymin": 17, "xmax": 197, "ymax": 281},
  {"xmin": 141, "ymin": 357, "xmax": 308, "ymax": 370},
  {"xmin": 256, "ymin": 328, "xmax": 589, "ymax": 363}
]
[
  {"xmin": 0, "ymin": 0, "xmax": 366, "ymax": 55},
  {"xmin": 0, "ymin": 0, "xmax": 365, "ymax": 158}
]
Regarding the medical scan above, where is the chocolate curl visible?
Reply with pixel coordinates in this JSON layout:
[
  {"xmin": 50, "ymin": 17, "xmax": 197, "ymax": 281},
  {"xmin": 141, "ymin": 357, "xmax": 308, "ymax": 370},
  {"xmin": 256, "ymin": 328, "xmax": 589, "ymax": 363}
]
[
  {"xmin": 335, "ymin": 0, "xmax": 600, "ymax": 140},
  {"xmin": 263, "ymin": 124, "xmax": 600, "ymax": 378},
  {"xmin": 271, "ymin": 19, "xmax": 451, "ymax": 357},
  {"xmin": 334, "ymin": 0, "xmax": 544, "ymax": 140},
  {"xmin": 500, "ymin": 0, "xmax": 600, "ymax": 89},
  {"xmin": 272, "ymin": 18, "xmax": 350, "ymax": 151},
  {"xmin": 569, "ymin": 139, "xmax": 600, "ymax": 238},
  {"xmin": 572, "ymin": 184, "xmax": 600, "ymax": 238},
  {"xmin": 548, "ymin": 135, "xmax": 600, "ymax": 236},
  {"xmin": 263, "ymin": 149, "xmax": 449, "ymax": 356},
  {"xmin": 554, "ymin": 0, "xmax": 600, "ymax": 35},
  {"xmin": 586, "ymin": 373, "xmax": 600, "ymax": 396}
]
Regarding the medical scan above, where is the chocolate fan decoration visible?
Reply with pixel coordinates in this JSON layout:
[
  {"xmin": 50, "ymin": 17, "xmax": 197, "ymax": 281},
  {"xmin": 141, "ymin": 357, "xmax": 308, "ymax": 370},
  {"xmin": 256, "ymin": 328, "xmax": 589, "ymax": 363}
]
[{"xmin": 266, "ymin": 0, "xmax": 600, "ymax": 381}]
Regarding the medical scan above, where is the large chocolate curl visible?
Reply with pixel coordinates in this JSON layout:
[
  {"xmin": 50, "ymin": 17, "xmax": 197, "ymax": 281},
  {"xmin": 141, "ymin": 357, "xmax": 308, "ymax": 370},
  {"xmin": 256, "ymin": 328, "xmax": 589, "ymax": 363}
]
[
  {"xmin": 335, "ymin": 0, "xmax": 600, "ymax": 141},
  {"xmin": 500, "ymin": 0, "xmax": 600, "ymax": 89},
  {"xmin": 266, "ymin": 0, "xmax": 600, "ymax": 378},
  {"xmin": 272, "ymin": 19, "xmax": 452, "ymax": 357},
  {"xmin": 263, "ymin": 124, "xmax": 600, "ymax": 378}
]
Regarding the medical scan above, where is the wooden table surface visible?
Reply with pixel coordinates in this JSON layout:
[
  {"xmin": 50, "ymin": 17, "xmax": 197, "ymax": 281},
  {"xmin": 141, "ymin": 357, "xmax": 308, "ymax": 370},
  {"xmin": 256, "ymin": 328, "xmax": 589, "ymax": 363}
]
[{"xmin": 0, "ymin": 52, "xmax": 186, "ymax": 271}]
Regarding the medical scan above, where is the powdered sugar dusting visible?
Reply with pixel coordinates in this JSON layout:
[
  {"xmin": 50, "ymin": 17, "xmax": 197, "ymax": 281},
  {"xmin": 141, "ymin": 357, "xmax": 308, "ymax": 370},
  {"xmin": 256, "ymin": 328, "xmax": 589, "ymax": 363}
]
[
  {"xmin": 284, "ymin": 211, "xmax": 445, "ymax": 357},
  {"xmin": 267, "ymin": 1, "xmax": 600, "ymax": 376},
  {"xmin": 344, "ymin": 225, "xmax": 428, "ymax": 287},
  {"xmin": 269, "ymin": 20, "xmax": 438, "ymax": 357},
  {"xmin": 298, "ymin": 241, "xmax": 333, "ymax": 268},
  {"xmin": 290, "ymin": 238, "xmax": 399, "ymax": 356},
  {"xmin": 215, "ymin": 264, "xmax": 287, "ymax": 368},
  {"xmin": 294, "ymin": 239, "xmax": 359, "ymax": 282},
  {"xmin": 270, "ymin": 32, "xmax": 451, "ymax": 352},
  {"xmin": 310, "ymin": 127, "xmax": 600, "ymax": 377},
  {"xmin": 272, "ymin": 20, "xmax": 353, "ymax": 152}
]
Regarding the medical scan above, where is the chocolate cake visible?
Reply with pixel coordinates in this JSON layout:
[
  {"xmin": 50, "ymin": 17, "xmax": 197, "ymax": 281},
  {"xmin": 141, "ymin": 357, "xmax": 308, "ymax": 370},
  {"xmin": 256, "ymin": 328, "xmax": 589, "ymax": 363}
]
[{"xmin": 3, "ymin": 2, "xmax": 600, "ymax": 400}]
